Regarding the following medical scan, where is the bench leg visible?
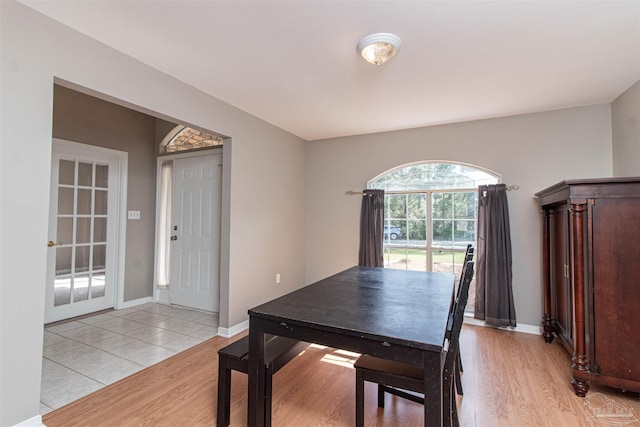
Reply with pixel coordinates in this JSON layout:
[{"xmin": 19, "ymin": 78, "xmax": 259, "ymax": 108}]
[{"xmin": 216, "ymin": 358, "xmax": 232, "ymax": 427}]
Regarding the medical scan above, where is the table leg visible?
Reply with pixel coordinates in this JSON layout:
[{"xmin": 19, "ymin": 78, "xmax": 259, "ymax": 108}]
[
  {"xmin": 423, "ymin": 351, "xmax": 442, "ymax": 427},
  {"xmin": 248, "ymin": 318, "xmax": 266, "ymax": 426}
]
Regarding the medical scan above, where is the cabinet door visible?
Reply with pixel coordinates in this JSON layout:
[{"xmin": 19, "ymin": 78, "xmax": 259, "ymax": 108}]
[
  {"xmin": 592, "ymin": 198, "xmax": 640, "ymax": 382},
  {"xmin": 552, "ymin": 205, "xmax": 573, "ymax": 349}
]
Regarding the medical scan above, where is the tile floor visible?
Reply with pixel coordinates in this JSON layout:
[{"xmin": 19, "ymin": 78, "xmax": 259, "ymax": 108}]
[{"xmin": 41, "ymin": 302, "xmax": 219, "ymax": 415}]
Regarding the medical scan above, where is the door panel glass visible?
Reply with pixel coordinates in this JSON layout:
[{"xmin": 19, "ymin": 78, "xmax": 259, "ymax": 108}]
[
  {"xmin": 74, "ymin": 275, "xmax": 90, "ymax": 302},
  {"xmin": 59, "ymin": 160, "xmax": 75, "ymax": 185},
  {"xmin": 77, "ymin": 189, "xmax": 92, "ymax": 215},
  {"xmin": 76, "ymin": 217, "xmax": 91, "ymax": 244},
  {"xmin": 94, "ymin": 218, "xmax": 107, "ymax": 242},
  {"xmin": 55, "ymin": 247, "xmax": 72, "ymax": 275},
  {"xmin": 94, "ymin": 190, "xmax": 108, "ymax": 215},
  {"xmin": 58, "ymin": 188, "xmax": 74, "ymax": 215},
  {"xmin": 93, "ymin": 244, "xmax": 106, "ymax": 270},
  {"xmin": 433, "ymin": 219, "xmax": 453, "ymax": 245},
  {"xmin": 54, "ymin": 277, "xmax": 71, "ymax": 306},
  {"xmin": 57, "ymin": 218, "xmax": 73, "ymax": 244},
  {"xmin": 95, "ymin": 165, "xmax": 109, "ymax": 188},
  {"xmin": 92, "ymin": 274, "xmax": 106, "ymax": 298},
  {"xmin": 78, "ymin": 162, "xmax": 93, "ymax": 187},
  {"xmin": 75, "ymin": 246, "xmax": 90, "ymax": 272}
]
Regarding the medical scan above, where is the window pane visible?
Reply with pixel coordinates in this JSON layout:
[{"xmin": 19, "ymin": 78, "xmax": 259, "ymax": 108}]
[
  {"xmin": 78, "ymin": 162, "xmax": 93, "ymax": 187},
  {"xmin": 95, "ymin": 190, "xmax": 108, "ymax": 215},
  {"xmin": 433, "ymin": 220, "xmax": 453, "ymax": 245},
  {"xmin": 432, "ymin": 193, "xmax": 452, "ymax": 219},
  {"xmin": 55, "ymin": 247, "xmax": 72, "ymax": 275},
  {"xmin": 76, "ymin": 217, "xmax": 91, "ymax": 244},
  {"xmin": 77, "ymin": 189, "xmax": 92, "ymax": 215},
  {"xmin": 432, "ymin": 250, "xmax": 457, "ymax": 275},
  {"xmin": 387, "ymin": 194, "xmax": 406, "ymax": 219},
  {"xmin": 454, "ymin": 220, "xmax": 475, "ymax": 243},
  {"xmin": 94, "ymin": 218, "xmax": 107, "ymax": 242},
  {"xmin": 57, "ymin": 217, "xmax": 73, "ymax": 245},
  {"xmin": 75, "ymin": 246, "xmax": 90, "ymax": 273},
  {"xmin": 95, "ymin": 164, "xmax": 109, "ymax": 188},
  {"xmin": 407, "ymin": 220, "xmax": 426, "ymax": 242},
  {"xmin": 384, "ymin": 247, "xmax": 407, "ymax": 270},
  {"xmin": 92, "ymin": 273, "xmax": 106, "ymax": 298},
  {"xmin": 74, "ymin": 275, "xmax": 90, "ymax": 302},
  {"xmin": 54, "ymin": 277, "xmax": 71, "ymax": 306},
  {"xmin": 58, "ymin": 188, "xmax": 74, "ymax": 215},
  {"xmin": 407, "ymin": 194, "xmax": 426, "ymax": 219},
  {"xmin": 405, "ymin": 249, "xmax": 427, "ymax": 271},
  {"xmin": 454, "ymin": 192, "xmax": 475, "ymax": 219},
  {"xmin": 58, "ymin": 160, "xmax": 75, "ymax": 185},
  {"xmin": 93, "ymin": 244, "xmax": 106, "ymax": 270}
]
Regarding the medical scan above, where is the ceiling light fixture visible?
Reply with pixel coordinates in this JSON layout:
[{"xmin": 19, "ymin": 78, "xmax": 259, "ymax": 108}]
[{"xmin": 357, "ymin": 33, "xmax": 401, "ymax": 66}]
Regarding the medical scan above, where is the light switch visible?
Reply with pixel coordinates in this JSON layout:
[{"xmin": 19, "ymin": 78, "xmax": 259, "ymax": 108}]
[{"xmin": 128, "ymin": 210, "xmax": 141, "ymax": 220}]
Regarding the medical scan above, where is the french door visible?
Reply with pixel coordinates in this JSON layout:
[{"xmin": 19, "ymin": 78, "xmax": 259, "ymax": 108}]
[{"xmin": 45, "ymin": 140, "xmax": 121, "ymax": 323}]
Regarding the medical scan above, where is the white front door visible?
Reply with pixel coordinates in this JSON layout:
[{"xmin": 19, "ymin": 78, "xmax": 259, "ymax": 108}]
[
  {"xmin": 169, "ymin": 154, "xmax": 221, "ymax": 312},
  {"xmin": 45, "ymin": 141, "xmax": 121, "ymax": 323}
]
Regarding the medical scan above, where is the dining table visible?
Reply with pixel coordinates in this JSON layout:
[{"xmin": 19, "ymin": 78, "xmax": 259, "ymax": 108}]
[{"xmin": 247, "ymin": 266, "xmax": 455, "ymax": 427}]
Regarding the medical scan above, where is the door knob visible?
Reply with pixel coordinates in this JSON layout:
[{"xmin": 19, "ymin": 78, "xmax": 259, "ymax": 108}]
[
  {"xmin": 47, "ymin": 241, "xmax": 62, "ymax": 247},
  {"xmin": 171, "ymin": 236, "xmax": 178, "ymax": 241}
]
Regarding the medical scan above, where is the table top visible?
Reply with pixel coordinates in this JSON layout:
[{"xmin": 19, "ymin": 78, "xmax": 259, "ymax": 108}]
[{"xmin": 249, "ymin": 266, "xmax": 455, "ymax": 352}]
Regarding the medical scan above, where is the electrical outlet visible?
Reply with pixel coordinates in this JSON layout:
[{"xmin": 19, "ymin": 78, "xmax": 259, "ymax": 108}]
[{"xmin": 276, "ymin": 273, "xmax": 281, "ymax": 284}]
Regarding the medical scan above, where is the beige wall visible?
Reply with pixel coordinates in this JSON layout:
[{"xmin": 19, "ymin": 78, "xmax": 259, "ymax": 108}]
[
  {"xmin": 612, "ymin": 80, "xmax": 640, "ymax": 176},
  {"xmin": 0, "ymin": 2, "xmax": 306, "ymax": 424},
  {"xmin": 306, "ymin": 105, "xmax": 613, "ymax": 328},
  {"xmin": 53, "ymin": 85, "xmax": 157, "ymax": 301}
]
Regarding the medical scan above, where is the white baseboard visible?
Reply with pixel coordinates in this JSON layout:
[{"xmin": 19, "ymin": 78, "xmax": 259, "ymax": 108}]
[
  {"xmin": 116, "ymin": 296, "xmax": 153, "ymax": 310},
  {"xmin": 463, "ymin": 315, "xmax": 542, "ymax": 335},
  {"xmin": 217, "ymin": 319, "xmax": 249, "ymax": 338},
  {"xmin": 12, "ymin": 415, "xmax": 45, "ymax": 427}
]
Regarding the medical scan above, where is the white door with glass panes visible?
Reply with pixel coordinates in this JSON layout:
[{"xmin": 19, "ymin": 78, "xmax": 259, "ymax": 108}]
[
  {"xmin": 45, "ymin": 141, "xmax": 121, "ymax": 323},
  {"xmin": 169, "ymin": 154, "xmax": 221, "ymax": 312}
]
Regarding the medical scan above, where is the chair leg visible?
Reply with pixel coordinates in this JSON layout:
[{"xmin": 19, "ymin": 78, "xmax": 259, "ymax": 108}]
[
  {"xmin": 455, "ymin": 356, "xmax": 464, "ymax": 396},
  {"xmin": 458, "ymin": 351, "xmax": 463, "ymax": 372},
  {"xmin": 355, "ymin": 369, "xmax": 365, "ymax": 427},
  {"xmin": 216, "ymin": 359, "xmax": 231, "ymax": 427},
  {"xmin": 451, "ymin": 382, "xmax": 460, "ymax": 427},
  {"xmin": 377, "ymin": 384, "xmax": 386, "ymax": 408}
]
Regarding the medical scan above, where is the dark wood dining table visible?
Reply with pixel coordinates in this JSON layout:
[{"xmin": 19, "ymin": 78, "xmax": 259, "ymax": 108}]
[{"xmin": 247, "ymin": 266, "xmax": 455, "ymax": 427}]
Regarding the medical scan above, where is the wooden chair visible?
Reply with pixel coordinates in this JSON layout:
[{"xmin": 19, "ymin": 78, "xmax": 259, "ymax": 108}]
[
  {"xmin": 451, "ymin": 245, "xmax": 474, "ymax": 395},
  {"xmin": 354, "ymin": 261, "xmax": 474, "ymax": 427},
  {"xmin": 217, "ymin": 335, "xmax": 308, "ymax": 427}
]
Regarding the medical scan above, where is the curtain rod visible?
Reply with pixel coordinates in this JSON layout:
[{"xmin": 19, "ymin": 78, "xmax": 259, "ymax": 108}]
[{"xmin": 345, "ymin": 184, "xmax": 520, "ymax": 196}]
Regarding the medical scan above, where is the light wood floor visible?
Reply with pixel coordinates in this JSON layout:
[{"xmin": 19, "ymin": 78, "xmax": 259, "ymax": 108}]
[{"xmin": 43, "ymin": 324, "xmax": 640, "ymax": 426}]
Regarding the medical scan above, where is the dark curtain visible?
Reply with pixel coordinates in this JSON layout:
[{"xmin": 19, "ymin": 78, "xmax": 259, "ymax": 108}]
[
  {"xmin": 475, "ymin": 184, "xmax": 516, "ymax": 327},
  {"xmin": 358, "ymin": 189, "xmax": 384, "ymax": 267}
]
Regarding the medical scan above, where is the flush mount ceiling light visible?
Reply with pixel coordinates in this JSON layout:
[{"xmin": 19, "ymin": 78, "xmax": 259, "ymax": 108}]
[{"xmin": 357, "ymin": 33, "xmax": 401, "ymax": 66}]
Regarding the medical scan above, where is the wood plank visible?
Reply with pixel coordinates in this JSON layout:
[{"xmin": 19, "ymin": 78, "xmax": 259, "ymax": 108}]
[{"xmin": 43, "ymin": 325, "xmax": 640, "ymax": 426}]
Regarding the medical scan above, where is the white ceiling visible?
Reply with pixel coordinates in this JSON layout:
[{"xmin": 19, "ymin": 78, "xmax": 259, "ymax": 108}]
[{"xmin": 20, "ymin": 0, "xmax": 640, "ymax": 141}]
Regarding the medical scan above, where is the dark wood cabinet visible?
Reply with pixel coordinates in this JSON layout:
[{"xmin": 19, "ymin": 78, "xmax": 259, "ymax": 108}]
[{"xmin": 537, "ymin": 178, "xmax": 640, "ymax": 396}]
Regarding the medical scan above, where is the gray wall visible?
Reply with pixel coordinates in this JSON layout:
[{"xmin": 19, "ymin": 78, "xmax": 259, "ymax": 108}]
[
  {"xmin": 612, "ymin": 80, "xmax": 640, "ymax": 176},
  {"xmin": 306, "ymin": 105, "xmax": 613, "ymax": 328},
  {"xmin": 53, "ymin": 85, "xmax": 157, "ymax": 301},
  {"xmin": 0, "ymin": 2, "xmax": 307, "ymax": 424}
]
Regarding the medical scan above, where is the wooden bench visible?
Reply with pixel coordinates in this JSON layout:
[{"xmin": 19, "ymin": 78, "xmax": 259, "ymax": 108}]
[{"xmin": 217, "ymin": 334, "xmax": 308, "ymax": 427}]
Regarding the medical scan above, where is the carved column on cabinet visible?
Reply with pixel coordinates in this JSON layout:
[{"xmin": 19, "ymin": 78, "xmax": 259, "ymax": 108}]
[
  {"xmin": 541, "ymin": 208, "xmax": 554, "ymax": 343},
  {"xmin": 570, "ymin": 203, "xmax": 589, "ymax": 397}
]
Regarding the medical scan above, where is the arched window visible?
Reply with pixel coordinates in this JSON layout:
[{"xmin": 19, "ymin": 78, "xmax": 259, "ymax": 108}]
[
  {"xmin": 159, "ymin": 125, "xmax": 223, "ymax": 154},
  {"xmin": 368, "ymin": 161, "xmax": 499, "ymax": 311}
]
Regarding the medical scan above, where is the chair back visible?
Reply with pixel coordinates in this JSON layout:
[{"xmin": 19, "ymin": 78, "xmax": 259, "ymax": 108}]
[{"xmin": 445, "ymin": 260, "xmax": 474, "ymax": 373}]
